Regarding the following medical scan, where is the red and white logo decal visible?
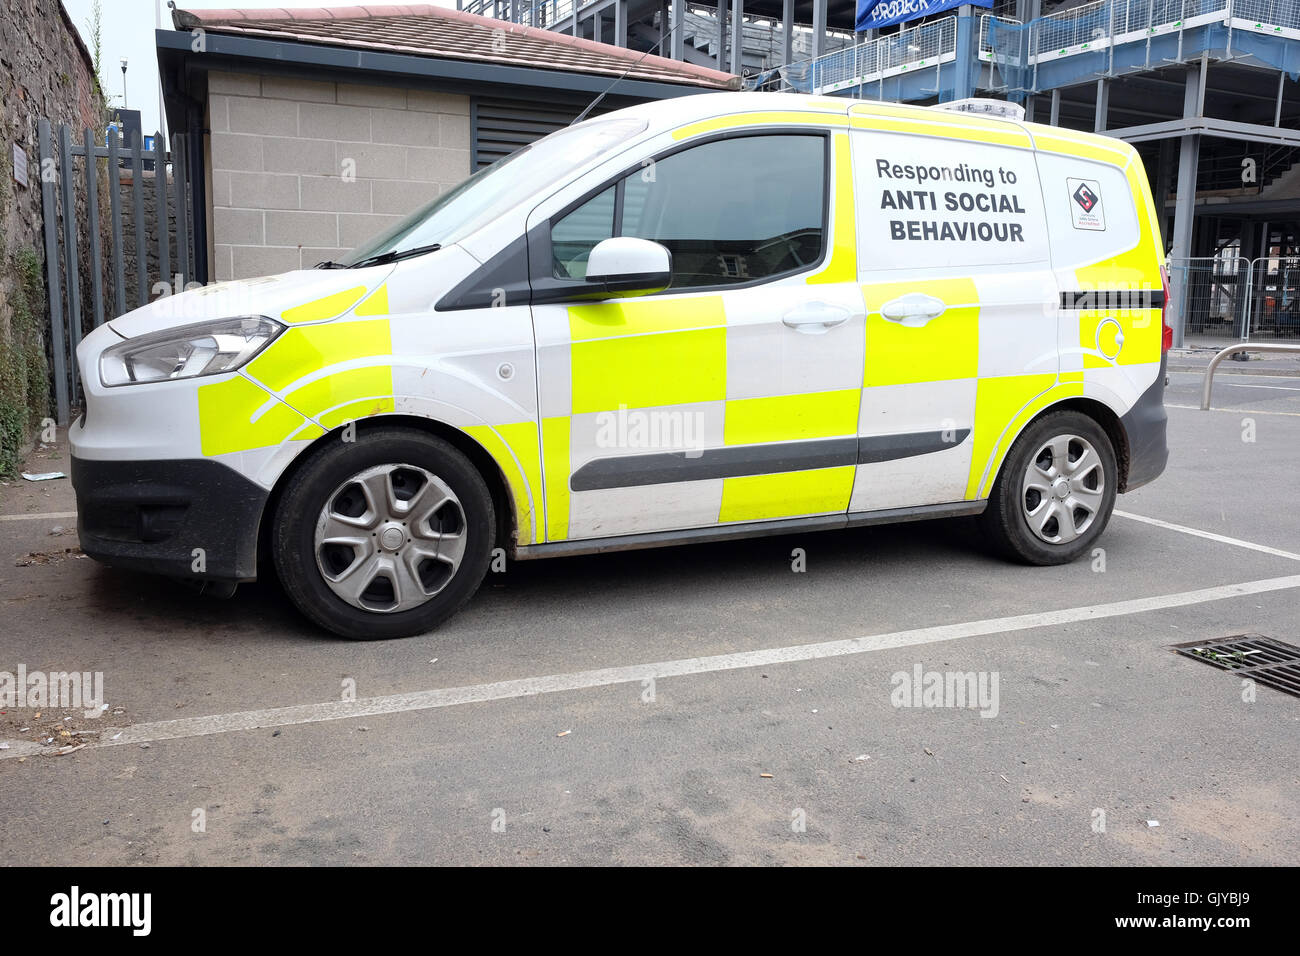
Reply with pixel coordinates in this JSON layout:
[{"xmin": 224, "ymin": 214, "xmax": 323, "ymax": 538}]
[{"xmin": 1067, "ymin": 178, "xmax": 1106, "ymax": 231}]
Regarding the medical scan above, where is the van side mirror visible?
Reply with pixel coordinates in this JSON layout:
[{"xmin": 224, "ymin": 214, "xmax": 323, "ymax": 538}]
[{"xmin": 585, "ymin": 237, "xmax": 671, "ymax": 296}]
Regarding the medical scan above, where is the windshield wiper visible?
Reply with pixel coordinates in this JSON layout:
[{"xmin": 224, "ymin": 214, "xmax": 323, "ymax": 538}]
[
  {"xmin": 350, "ymin": 243, "xmax": 442, "ymax": 269},
  {"xmin": 313, "ymin": 259, "xmax": 349, "ymax": 269}
]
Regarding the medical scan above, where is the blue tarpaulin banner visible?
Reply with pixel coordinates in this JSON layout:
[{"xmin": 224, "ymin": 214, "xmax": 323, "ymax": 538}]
[{"xmin": 856, "ymin": 0, "xmax": 991, "ymax": 31}]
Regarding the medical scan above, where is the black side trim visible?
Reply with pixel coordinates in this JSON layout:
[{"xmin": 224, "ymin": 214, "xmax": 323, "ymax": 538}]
[
  {"xmin": 435, "ymin": 234, "xmax": 531, "ymax": 311},
  {"xmin": 570, "ymin": 438, "xmax": 856, "ymax": 491},
  {"xmin": 587, "ymin": 270, "xmax": 672, "ymax": 296},
  {"xmin": 845, "ymin": 500, "xmax": 985, "ymax": 528},
  {"xmin": 858, "ymin": 429, "xmax": 971, "ymax": 463},
  {"xmin": 570, "ymin": 429, "xmax": 972, "ymax": 492},
  {"xmin": 1060, "ymin": 289, "xmax": 1165, "ymax": 311},
  {"xmin": 512, "ymin": 500, "xmax": 986, "ymax": 560}
]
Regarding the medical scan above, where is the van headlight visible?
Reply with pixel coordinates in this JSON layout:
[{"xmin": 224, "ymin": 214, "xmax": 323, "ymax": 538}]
[{"xmin": 99, "ymin": 316, "xmax": 284, "ymax": 387}]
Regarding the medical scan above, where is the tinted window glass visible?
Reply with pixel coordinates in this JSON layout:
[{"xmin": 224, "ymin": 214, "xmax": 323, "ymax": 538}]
[
  {"xmin": 343, "ymin": 116, "xmax": 646, "ymax": 265},
  {"xmin": 551, "ymin": 186, "xmax": 615, "ymax": 279},
  {"xmin": 622, "ymin": 135, "xmax": 826, "ymax": 288}
]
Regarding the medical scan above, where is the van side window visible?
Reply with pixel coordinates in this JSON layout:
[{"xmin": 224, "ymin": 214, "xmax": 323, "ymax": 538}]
[
  {"xmin": 621, "ymin": 134, "xmax": 826, "ymax": 288},
  {"xmin": 551, "ymin": 185, "xmax": 615, "ymax": 279},
  {"xmin": 548, "ymin": 133, "xmax": 827, "ymax": 290}
]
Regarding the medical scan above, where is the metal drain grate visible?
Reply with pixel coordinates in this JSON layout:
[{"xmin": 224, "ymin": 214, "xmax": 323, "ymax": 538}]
[{"xmin": 1173, "ymin": 634, "xmax": 1300, "ymax": 698}]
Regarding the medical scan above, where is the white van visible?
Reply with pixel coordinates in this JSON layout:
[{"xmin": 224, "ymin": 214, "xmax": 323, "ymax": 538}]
[{"xmin": 71, "ymin": 92, "xmax": 1170, "ymax": 638}]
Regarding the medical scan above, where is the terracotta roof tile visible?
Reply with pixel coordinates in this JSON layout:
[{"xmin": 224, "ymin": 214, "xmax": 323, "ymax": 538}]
[{"xmin": 171, "ymin": 4, "xmax": 741, "ymax": 90}]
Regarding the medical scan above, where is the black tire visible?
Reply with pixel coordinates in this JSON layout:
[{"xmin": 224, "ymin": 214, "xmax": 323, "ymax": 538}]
[
  {"xmin": 979, "ymin": 410, "xmax": 1117, "ymax": 566},
  {"xmin": 272, "ymin": 427, "xmax": 495, "ymax": 639}
]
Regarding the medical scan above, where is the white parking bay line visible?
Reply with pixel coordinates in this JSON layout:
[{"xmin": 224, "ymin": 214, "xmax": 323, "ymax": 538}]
[
  {"xmin": 5, "ymin": 573, "xmax": 1299, "ymax": 761},
  {"xmin": 1166, "ymin": 405, "xmax": 1300, "ymax": 417},
  {"xmin": 1171, "ymin": 371, "xmax": 1300, "ymax": 381},
  {"xmin": 1114, "ymin": 510, "xmax": 1300, "ymax": 561},
  {"xmin": 0, "ymin": 511, "xmax": 77, "ymax": 523}
]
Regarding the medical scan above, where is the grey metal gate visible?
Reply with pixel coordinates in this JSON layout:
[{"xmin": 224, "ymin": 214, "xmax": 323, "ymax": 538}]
[
  {"xmin": 1167, "ymin": 255, "xmax": 1252, "ymax": 350},
  {"xmin": 36, "ymin": 120, "xmax": 196, "ymax": 425},
  {"xmin": 1247, "ymin": 256, "xmax": 1300, "ymax": 342}
]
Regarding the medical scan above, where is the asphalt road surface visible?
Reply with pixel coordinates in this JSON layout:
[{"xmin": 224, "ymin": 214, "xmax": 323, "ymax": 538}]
[{"xmin": 2, "ymin": 353, "xmax": 1298, "ymax": 865}]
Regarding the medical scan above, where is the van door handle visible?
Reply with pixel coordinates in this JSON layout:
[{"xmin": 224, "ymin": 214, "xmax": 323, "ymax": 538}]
[
  {"xmin": 881, "ymin": 294, "xmax": 947, "ymax": 327},
  {"xmin": 782, "ymin": 302, "xmax": 853, "ymax": 334}
]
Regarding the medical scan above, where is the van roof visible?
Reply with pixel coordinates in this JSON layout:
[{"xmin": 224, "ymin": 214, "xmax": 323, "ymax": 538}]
[{"xmin": 602, "ymin": 91, "xmax": 1136, "ymax": 170}]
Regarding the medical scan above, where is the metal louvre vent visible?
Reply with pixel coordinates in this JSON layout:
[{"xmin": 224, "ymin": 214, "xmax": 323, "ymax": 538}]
[
  {"xmin": 1173, "ymin": 635, "xmax": 1300, "ymax": 698},
  {"xmin": 472, "ymin": 95, "xmax": 615, "ymax": 169}
]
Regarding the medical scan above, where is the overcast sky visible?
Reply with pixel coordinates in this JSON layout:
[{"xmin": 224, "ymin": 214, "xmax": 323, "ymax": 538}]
[{"xmin": 60, "ymin": 0, "xmax": 457, "ymax": 139}]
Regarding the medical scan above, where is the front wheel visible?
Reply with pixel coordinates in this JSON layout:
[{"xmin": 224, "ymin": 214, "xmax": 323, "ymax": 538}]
[
  {"xmin": 272, "ymin": 428, "xmax": 495, "ymax": 639},
  {"xmin": 979, "ymin": 410, "xmax": 1117, "ymax": 565}
]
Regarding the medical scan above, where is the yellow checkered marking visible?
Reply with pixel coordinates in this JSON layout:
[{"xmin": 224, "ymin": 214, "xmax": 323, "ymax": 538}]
[
  {"xmin": 196, "ymin": 375, "xmax": 306, "ymax": 458},
  {"xmin": 724, "ymin": 389, "xmax": 859, "ymax": 445},
  {"xmin": 1030, "ymin": 127, "xmax": 1134, "ymax": 167},
  {"xmin": 246, "ymin": 319, "xmax": 392, "ymax": 393},
  {"xmin": 807, "ymin": 132, "xmax": 857, "ymax": 285},
  {"xmin": 965, "ymin": 375, "xmax": 1084, "ymax": 500},
  {"xmin": 1127, "ymin": 156, "xmax": 1167, "ymax": 271},
  {"xmin": 672, "ymin": 111, "xmax": 849, "ymax": 140},
  {"xmin": 849, "ymin": 109, "xmax": 1033, "ymax": 149},
  {"xmin": 319, "ymin": 397, "xmax": 396, "ymax": 428},
  {"xmin": 719, "ymin": 466, "xmax": 856, "ymax": 523},
  {"xmin": 803, "ymin": 97, "xmax": 854, "ymax": 112},
  {"xmin": 466, "ymin": 421, "xmax": 542, "ymax": 546},
  {"xmin": 206, "ymin": 317, "xmax": 398, "ymax": 455},
  {"xmin": 568, "ymin": 298, "xmax": 727, "ymax": 413},
  {"xmin": 542, "ymin": 416, "xmax": 571, "ymax": 542},
  {"xmin": 280, "ymin": 286, "xmax": 368, "ymax": 325},
  {"xmin": 1097, "ymin": 317, "xmax": 1123, "ymax": 357},
  {"xmin": 1078, "ymin": 308, "xmax": 1161, "ymax": 368},
  {"xmin": 353, "ymin": 285, "xmax": 390, "ymax": 317},
  {"xmin": 289, "ymin": 423, "xmax": 325, "ymax": 442},
  {"xmin": 1071, "ymin": 158, "xmax": 1166, "ymax": 368},
  {"xmin": 862, "ymin": 278, "xmax": 979, "ymax": 387},
  {"xmin": 285, "ymin": 365, "xmax": 395, "ymax": 423}
]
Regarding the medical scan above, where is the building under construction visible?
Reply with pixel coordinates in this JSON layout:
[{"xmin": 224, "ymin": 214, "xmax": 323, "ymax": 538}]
[{"xmin": 462, "ymin": 0, "xmax": 1300, "ymax": 347}]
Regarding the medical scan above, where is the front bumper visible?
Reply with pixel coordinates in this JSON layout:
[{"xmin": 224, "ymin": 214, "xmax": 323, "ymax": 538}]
[
  {"xmin": 71, "ymin": 455, "xmax": 268, "ymax": 582},
  {"xmin": 1119, "ymin": 353, "xmax": 1170, "ymax": 492}
]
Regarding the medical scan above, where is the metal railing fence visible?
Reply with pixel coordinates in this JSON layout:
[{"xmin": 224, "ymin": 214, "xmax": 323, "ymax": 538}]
[
  {"xmin": 36, "ymin": 119, "xmax": 195, "ymax": 425},
  {"xmin": 980, "ymin": 0, "xmax": 1300, "ymax": 93},
  {"xmin": 1169, "ymin": 255, "xmax": 1252, "ymax": 345},
  {"xmin": 1168, "ymin": 255, "xmax": 1300, "ymax": 348},
  {"xmin": 810, "ymin": 15, "xmax": 958, "ymax": 94},
  {"xmin": 463, "ymin": 0, "xmax": 1300, "ymax": 97},
  {"xmin": 1247, "ymin": 255, "xmax": 1300, "ymax": 341}
]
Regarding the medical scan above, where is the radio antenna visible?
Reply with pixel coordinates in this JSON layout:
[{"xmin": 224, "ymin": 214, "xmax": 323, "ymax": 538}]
[{"xmin": 571, "ymin": 14, "xmax": 689, "ymax": 126}]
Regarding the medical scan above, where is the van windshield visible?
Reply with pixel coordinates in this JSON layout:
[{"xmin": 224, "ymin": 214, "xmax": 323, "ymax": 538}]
[{"xmin": 342, "ymin": 116, "xmax": 649, "ymax": 268}]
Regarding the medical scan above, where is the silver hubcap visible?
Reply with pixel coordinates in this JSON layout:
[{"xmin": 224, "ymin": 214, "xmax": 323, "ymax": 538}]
[
  {"xmin": 1021, "ymin": 434, "xmax": 1105, "ymax": 545},
  {"xmin": 314, "ymin": 463, "xmax": 467, "ymax": 613}
]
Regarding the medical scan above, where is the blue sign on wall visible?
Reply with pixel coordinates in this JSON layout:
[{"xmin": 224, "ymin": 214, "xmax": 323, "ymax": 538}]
[{"xmin": 856, "ymin": 0, "xmax": 992, "ymax": 32}]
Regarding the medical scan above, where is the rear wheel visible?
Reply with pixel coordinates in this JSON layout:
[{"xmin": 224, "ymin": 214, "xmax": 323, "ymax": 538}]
[
  {"xmin": 272, "ymin": 428, "xmax": 494, "ymax": 639},
  {"xmin": 979, "ymin": 410, "xmax": 1117, "ymax": 565}
]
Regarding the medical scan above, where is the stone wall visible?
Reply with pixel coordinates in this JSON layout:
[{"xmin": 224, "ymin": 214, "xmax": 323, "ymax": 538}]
[
  {"xmin": 0, "ymin": 0, "xmax": 103, "ymax": 462},
  {"xmin": 117, "ymin": 166, "xmax": 184, "ymax": 307},
  {"xmin": 207, "ymin": 72, "xmax": 471, "ymax": 280}
]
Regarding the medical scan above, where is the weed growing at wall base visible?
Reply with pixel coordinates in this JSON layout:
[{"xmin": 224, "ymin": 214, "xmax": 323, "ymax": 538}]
[{"xmin": 0, "ymin": 247, "xmax": 51, "ymax": 476}]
